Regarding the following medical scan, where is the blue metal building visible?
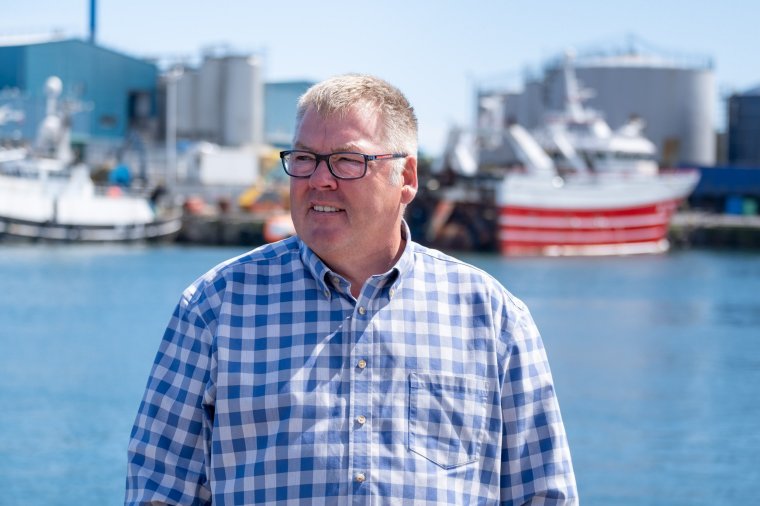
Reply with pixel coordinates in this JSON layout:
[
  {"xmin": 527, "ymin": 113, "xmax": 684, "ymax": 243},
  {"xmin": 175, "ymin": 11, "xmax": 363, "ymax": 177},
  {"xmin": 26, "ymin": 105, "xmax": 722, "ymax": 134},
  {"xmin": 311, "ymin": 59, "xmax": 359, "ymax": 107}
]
[
  {"xmin": 0, "ymin": 36, "xmax": 158, "ymax": 144},
  {"xmin": 728, "ymin": 85, "xmax": 760, "ymax": 167},
  {"xmin": 264, "ymin": 80, "xmax": 314, "ymax": 148}
]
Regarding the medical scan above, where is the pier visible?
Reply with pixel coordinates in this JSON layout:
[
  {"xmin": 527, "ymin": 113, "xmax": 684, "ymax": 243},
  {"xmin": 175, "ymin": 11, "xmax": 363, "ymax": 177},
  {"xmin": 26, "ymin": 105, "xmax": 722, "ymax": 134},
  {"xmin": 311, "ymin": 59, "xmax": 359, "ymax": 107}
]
[
  {"xmin": 174, "ymin": 209, "xmax": 760, "ymax": 252},
  {"xmin": 669, "ymin": 211, "xmax": 760, "ymax": 249},
  {"xmin": 177, "ymin": 211, "xmax": 274, "ymax": 246}
]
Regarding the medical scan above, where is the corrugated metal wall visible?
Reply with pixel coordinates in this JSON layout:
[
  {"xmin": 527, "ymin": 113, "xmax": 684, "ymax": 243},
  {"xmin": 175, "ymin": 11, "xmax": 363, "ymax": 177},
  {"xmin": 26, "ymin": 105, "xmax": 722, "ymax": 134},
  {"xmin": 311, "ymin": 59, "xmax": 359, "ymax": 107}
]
[
  {"xmin": 728, "ymin": 92, "xmax": 760, "ymax": 166},
  {"xmin": 0, "ymin": 38, "xmax": 157, "ymax": 142},
  {"xmin": 264, "ymin": 81, "xmax": 314, "ymax": 148}
]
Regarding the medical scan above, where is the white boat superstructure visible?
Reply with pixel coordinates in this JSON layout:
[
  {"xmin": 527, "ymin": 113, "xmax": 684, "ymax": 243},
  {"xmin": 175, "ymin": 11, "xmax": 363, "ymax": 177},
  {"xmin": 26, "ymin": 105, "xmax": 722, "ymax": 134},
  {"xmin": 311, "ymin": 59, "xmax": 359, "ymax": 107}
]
[{"xmin": 531, "ymin": 51, "xmax": 659, "ymax": 176}]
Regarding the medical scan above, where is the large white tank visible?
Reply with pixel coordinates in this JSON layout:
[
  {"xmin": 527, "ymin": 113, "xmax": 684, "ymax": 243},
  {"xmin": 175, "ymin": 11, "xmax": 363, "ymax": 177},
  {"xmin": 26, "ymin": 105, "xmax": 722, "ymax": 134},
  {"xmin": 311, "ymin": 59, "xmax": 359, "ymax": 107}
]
[
  {"xmin": 554, "ymin": 55, "xmax": 716, "ymax": 166},
  {"xmin": 171, "ymin": 53, "xmax": 264, "ymax": 147},
  {"xmin": 221, "ymin": 55, "xmax": 264, "ymax": 147},
  {"xmin": 495, "ymin": 52, "xmax": 716, "ymax": 167},
  {"xmin": 197, "ymin": 57, "xmax": 224, "ymax": 141}
]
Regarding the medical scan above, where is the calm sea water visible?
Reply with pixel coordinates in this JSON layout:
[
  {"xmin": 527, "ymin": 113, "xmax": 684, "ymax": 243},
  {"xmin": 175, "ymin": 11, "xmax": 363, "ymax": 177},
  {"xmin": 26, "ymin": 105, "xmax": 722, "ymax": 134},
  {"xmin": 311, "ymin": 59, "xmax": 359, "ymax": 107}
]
[{"xmin": 0, "ymin": 244, "xmax": 758, "ymax": 505}]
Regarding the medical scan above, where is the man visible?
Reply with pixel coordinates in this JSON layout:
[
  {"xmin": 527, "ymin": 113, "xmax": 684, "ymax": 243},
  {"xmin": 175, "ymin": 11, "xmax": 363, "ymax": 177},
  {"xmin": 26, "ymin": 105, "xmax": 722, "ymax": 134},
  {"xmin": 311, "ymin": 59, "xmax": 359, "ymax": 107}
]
[{"xmin": 126, "ymin": 74, "xmax": 577, "ymax": 505}]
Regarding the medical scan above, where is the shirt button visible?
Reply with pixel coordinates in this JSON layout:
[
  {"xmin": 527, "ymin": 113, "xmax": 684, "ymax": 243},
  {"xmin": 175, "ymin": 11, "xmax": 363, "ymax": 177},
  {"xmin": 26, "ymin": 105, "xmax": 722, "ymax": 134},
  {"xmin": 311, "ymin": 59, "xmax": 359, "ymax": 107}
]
[
  {"xmin": 356, "ymin": 415, "xmax": 367, "ymax": 425},
  {"xmin": 389, "ymin": 288, "xmax": 395, "ymax": 298},
  {"xmin": 354, "ymin": 472, "xmax": 366, "ymax": 483},
  {"xmin": 357, "ymin": 359, "xmax": 367, "ymax": 369},
  {"xmin": 358, "ymin": 306, "xmax": 366, "ymax": 315}
]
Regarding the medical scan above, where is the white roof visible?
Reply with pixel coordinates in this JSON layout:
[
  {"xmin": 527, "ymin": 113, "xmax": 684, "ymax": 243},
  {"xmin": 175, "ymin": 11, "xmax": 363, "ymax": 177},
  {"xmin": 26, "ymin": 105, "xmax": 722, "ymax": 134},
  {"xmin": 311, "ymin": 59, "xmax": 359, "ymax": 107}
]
[{"xmin": 0, "ymin": 32, "xmax": 68, "ymax": 48}]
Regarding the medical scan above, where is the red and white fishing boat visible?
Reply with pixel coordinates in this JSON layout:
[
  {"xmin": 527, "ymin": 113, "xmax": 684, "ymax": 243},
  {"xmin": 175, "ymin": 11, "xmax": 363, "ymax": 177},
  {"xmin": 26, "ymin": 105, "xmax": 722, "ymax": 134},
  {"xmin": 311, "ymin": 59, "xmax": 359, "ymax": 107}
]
[
  {"xmin": 498, "ymin": 53, "xmax": 699, "ymax": 256},
  {"xmin": 438, "ymin": 52, "xmax": 700, "ymax": 256}
]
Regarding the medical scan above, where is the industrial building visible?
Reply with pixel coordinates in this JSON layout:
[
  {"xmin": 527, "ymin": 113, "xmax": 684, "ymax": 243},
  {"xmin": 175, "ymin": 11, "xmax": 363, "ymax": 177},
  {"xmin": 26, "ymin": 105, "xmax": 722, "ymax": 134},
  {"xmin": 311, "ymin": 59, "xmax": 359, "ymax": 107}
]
[
  {"xmin": 165, "ymin": 57, "xmax": 314, "ymax": 149},
  {"xmin": 0, "ymin": 33, "xmax": 318, "ymax": 189},
  {"xmin": 490, "ymin": 49, "xmax": 716, "ymax": 167},
  {"xmin": 164, "ymin": 55, "xmax": 313, "ymax": 186},
  {"xmin": 686, "ymin": 84, "xmax": 760, "ymax": 216},
  {"xmin": 727, "ymin": 85, "xmax": 760, "ymax": 166},
  {"xmin": 265, "ymin": 80, "xmax": 314, "ymax": 148},
  {"xmin": 0, "ymin": 35, "xmax": 158, "ymax": 147}
]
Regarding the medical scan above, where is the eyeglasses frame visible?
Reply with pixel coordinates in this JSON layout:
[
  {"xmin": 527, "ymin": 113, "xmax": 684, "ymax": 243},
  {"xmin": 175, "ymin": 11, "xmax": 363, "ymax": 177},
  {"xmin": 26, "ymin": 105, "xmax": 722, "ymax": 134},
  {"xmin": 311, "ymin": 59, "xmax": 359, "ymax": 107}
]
[{"xmin": 279, "ymin": 150, "xmax": 407, "ymax": 180}]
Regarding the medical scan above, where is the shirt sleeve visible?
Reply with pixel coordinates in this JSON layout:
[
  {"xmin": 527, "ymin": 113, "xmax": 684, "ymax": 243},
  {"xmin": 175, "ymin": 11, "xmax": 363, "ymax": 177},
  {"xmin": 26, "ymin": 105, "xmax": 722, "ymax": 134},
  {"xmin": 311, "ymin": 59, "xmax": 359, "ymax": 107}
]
[
  {"xmin": 125, "ymin": 294, "xmax": 216, "ymax": 506},
  {"xmin": 500, "ymin": 306, "xmax": 578, "ymax": 505}
]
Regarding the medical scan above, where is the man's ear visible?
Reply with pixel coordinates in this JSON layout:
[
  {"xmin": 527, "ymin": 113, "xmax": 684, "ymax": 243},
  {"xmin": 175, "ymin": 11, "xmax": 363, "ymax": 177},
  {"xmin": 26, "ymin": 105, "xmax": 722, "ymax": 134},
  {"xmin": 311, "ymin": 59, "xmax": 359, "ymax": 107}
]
[{"xmin": 401, "ymin": 156, "xmax": 418, "ymax": 205}]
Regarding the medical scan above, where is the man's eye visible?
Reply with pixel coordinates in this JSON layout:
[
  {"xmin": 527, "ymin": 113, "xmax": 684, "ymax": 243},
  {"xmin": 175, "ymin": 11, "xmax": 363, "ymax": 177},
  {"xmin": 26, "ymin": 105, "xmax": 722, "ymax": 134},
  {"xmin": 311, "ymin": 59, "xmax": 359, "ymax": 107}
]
[{"xmin": 335, "ymin": 155, "xmax": 363, "ymax": 165}]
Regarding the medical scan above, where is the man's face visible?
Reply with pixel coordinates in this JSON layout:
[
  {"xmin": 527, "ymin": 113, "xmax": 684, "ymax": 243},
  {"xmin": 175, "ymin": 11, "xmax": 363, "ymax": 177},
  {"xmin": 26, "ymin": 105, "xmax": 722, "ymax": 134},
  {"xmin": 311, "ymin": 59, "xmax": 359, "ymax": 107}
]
[{"xmin": 289, "ymin": 105, "xmax": 417, "ymax": 270}]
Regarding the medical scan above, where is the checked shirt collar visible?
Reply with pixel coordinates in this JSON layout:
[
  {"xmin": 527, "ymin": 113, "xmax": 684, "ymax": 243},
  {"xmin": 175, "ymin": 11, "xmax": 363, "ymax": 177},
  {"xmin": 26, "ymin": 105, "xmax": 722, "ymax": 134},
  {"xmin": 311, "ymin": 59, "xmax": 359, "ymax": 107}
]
[{"xmin": 298, "ymin": 221, "xmax": 414, "ymax": 301}]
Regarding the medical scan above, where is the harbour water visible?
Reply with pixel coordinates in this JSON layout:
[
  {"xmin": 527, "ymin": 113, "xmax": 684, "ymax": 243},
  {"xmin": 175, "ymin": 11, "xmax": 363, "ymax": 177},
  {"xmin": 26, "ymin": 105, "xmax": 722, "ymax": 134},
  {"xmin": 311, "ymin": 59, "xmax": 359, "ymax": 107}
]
[{"xmin": 0, "ymin": 244, "xmax": 758, "ymax": 505}]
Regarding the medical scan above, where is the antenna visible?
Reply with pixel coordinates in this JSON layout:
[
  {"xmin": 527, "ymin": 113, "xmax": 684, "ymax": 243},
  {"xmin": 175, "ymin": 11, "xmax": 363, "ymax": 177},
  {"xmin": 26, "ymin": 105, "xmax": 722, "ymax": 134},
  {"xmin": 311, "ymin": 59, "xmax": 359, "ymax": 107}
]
[{"xmin": 89, "ymin": 0, "xmax": 97, "ymax": 44}]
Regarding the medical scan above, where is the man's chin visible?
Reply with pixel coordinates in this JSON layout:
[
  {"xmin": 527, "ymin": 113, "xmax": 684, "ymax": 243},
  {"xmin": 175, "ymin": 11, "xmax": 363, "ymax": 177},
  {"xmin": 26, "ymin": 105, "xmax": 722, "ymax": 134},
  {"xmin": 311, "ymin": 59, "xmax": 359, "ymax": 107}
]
[{"xmin": 301, "ymin": 228, "xmax": 346, "ymax": 253}]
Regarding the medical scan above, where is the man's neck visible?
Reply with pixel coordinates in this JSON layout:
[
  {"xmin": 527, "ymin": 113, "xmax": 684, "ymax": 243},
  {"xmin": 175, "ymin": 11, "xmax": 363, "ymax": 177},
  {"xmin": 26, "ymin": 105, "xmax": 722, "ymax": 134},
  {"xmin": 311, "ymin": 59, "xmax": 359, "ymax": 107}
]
[{"xmin": 324, "ymin": 236, "xmax": 406, "ymax": 299}]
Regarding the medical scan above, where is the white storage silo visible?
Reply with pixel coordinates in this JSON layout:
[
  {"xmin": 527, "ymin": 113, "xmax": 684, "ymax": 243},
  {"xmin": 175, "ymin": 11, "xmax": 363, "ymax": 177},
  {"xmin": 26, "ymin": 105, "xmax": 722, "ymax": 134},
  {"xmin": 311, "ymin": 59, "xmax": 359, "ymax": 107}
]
[
  {"xmin": 221, "ymin": 54, "xmax": 264, "ymax": 147},
  {"xmin": 564, "ymin": 55, "xmax": 715, "ymax": 166},
  {"xmin": 197, "ymin": 56, "xmax": 224, "ymax": 141}
]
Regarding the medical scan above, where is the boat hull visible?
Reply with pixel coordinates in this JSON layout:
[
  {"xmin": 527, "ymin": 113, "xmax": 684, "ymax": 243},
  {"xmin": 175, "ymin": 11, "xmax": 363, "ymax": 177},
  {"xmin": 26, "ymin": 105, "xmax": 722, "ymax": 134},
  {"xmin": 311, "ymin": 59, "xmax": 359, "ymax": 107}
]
[
  {"xmin": 0, "ymin": 213, "xmax": 183, "ymax": 243},
  {"xmin": 496, "ymin": 170, "xmax": 699, "ymax": 256},
  {"xmin": 0, "ymin": 171, "xmax": 183, "ymax": 243},
  {"xmin": 0, "ymin": 215, "xmax": 182, "ymax": 243}
]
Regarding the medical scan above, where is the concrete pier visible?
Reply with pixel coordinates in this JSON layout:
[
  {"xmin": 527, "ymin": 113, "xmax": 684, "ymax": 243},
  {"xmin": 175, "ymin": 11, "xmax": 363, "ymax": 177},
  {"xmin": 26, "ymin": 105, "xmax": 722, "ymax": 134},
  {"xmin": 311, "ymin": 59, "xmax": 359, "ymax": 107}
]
[
  {"xmin": 176, "ymin": 212, "xmax": 269, "ymax": 246},
  {"xmin": 174, "ymin": 210, "xmax": 760, "ymax": 252},
  {"xmin": 669, "ymin": 211, "xmax": 760, "ymax": 249}
]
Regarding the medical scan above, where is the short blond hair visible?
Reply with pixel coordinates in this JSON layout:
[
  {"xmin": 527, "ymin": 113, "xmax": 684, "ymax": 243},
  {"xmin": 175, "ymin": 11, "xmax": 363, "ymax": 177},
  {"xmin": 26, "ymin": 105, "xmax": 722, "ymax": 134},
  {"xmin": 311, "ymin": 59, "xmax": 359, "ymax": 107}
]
[{"xmin": 295, "ymin": 74, "xmax": 418, "ymax": 158}]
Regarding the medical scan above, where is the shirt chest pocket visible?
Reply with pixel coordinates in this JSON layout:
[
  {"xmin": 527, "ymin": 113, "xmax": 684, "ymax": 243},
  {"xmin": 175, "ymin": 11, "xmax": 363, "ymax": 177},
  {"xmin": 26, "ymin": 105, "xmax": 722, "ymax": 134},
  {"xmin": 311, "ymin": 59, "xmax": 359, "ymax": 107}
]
[{"xmin": 408, "ymin": 372, "xmax": 489, "ymax": 469}]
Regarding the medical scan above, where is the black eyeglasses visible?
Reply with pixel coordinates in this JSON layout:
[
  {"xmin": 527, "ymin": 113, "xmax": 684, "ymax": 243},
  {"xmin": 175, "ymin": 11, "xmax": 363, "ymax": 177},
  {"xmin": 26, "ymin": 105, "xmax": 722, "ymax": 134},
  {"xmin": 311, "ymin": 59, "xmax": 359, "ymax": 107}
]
[{"xmin": 279, "ymin": 150, "xmax": 407, "ymax": 180}]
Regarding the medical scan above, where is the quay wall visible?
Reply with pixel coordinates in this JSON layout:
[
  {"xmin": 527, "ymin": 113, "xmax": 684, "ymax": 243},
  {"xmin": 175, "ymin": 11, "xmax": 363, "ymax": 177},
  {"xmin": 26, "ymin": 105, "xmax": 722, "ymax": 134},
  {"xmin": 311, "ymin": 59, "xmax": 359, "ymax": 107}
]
[
  {"xmin": 669, "ymin": 212, "xmax": 760, "ymax": 250},
  {"xmin": 176, "ymin": 211, "xmax": 760, "ymax": 251},
  {"xmin": 176, "ymin": 212, "xmax": 268, "ymax": 247}
]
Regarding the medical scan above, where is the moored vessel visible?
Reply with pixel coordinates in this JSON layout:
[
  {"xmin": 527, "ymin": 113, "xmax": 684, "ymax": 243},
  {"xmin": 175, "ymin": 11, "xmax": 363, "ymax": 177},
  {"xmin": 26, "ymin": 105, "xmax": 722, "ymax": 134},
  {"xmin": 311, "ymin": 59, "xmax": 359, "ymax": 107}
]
[
  {"xmin": 434, "ymin": 52, "xmax": 700, "ymax": 256},
  {"xmin": 0, "ymin": 76, "xmax": 182, "ymax": 243}
]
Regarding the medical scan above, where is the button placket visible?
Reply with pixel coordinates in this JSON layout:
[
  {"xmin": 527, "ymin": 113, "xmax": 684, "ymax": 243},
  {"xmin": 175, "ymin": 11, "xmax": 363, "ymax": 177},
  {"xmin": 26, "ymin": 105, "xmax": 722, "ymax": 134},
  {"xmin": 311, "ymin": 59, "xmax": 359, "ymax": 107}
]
[{"xmin": 348, "ymin": 298, "xmax": 371, "ymax": 497}]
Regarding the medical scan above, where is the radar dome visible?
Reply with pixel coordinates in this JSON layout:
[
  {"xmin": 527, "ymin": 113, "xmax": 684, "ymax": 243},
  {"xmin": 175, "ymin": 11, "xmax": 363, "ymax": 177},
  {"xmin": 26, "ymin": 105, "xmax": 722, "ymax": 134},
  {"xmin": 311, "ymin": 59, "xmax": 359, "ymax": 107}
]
[{"xmin": 45, "ymin": 76, "xmax": 63, "ymax": 97}]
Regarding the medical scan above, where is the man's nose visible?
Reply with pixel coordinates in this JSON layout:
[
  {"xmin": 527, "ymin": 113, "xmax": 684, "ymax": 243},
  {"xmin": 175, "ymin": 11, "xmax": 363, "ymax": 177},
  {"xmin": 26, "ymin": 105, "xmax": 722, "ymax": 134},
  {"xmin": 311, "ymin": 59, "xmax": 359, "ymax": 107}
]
[{"xmin": 309, "ymin": 159, "xmax": 338, "ymax": 189}]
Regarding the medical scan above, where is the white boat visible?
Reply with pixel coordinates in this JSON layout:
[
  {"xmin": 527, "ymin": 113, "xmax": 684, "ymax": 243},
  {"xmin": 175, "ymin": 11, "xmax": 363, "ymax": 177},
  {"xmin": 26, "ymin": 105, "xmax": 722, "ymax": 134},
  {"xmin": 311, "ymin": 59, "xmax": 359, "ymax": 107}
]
[
  {"xmin": 0, "ymin": 77, "xmax": 182, "ymax": 243},
  {"xmin": 438, "ymin": 53, "xmax": 700, "ymax": 256}
]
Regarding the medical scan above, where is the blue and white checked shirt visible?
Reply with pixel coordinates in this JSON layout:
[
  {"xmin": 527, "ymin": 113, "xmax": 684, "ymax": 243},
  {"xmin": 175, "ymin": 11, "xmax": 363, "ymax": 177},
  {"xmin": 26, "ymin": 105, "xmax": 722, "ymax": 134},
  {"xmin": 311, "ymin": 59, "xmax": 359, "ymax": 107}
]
[{"xmin": 126, "ymin": 225, "xmax": 577, "ymax": 505}]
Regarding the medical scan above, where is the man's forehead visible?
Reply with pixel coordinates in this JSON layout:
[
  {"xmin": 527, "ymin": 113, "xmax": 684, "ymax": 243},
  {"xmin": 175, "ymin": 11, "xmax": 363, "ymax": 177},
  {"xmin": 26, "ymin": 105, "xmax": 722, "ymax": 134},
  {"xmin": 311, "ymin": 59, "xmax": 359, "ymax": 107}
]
[
  {"xmin": 304, "ymin": 101, "xmax": 377, "ymax": 122},
  {"xmin": 295, "ymin": 105, "xmax": 385, "ymax": 147}
]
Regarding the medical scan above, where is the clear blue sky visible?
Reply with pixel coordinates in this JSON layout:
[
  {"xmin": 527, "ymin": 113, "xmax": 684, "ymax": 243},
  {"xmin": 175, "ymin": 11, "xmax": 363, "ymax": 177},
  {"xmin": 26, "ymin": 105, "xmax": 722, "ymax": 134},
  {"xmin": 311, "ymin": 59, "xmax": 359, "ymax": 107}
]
[{"xmin": 2, "ymin": 0, "xmax": 757, "ymax": 154}]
